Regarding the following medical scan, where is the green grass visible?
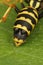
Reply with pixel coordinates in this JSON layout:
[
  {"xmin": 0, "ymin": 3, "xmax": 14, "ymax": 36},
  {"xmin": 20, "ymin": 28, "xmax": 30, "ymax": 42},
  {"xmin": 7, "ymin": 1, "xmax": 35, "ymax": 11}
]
[{"xmin": 0, "ymin": 3, "xmax": 43, "ymax": 65}]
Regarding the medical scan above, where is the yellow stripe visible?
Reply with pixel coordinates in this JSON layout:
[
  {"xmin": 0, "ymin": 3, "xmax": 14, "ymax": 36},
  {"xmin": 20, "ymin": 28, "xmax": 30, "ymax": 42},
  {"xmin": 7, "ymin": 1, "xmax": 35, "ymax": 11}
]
[
  {"xmin": 21, "ymin": 6, "xmax": 35, "ymax": 10},
  {"xmin": 21, "ymin": 6, "xmax": 38, "ymax": 17},
  {"xmin": 21, "ymin": 7, "xmax": 28, "ymax": 11},
  {"xmin": 33, "ymin": 10, "xmax": 38, "ymax": 17},
  {"xmin": 30, "ymin": 0, "xmax": 34, "ymax": 7},
  {"xmin": 21, "ymin": 6, "xmax": 34, "ymax": 11},
  {"xmin": 30, "ymin": 0, "xmax": 41, "ymax": 9},
  {"xmin": 13, "ymin": 24, "xmax": 30, "ymax": 35},
  {"xmin": 35, "ymin": 2, "xmax": 40, "ymax": 9},
  {"xmin": 16, "ymin": 17, "xmax": 35, "ymax": 29},
  {"xmin": 18, "ymin": 11, "xmax": 38, "ymax": 23}
]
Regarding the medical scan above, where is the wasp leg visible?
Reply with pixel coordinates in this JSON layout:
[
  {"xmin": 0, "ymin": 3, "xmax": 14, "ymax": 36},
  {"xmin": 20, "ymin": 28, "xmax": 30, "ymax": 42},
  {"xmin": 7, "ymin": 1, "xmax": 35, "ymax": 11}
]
[
  {"xmin": 38, "ymin": 8, "xmax": 43, "ymax": 19},
  {"xmin": 0, "ymin": 6, "xmax": 12, "ymax": 23},
  {"xmin": 14, "ymin": 0, "xmax": 25, "ymax": 13},
  {"xmin": 14, "ymin": 6, "xmax": 20, "ymax": 14},
  {"xmin": 21, "ymin": 2, "xmax": 25, "ymax": 8}
]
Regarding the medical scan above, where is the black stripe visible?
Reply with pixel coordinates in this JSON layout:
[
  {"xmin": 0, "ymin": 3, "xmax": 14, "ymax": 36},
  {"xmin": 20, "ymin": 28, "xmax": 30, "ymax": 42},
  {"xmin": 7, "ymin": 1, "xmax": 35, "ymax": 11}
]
[
  {"xmin": 33, "ymin": 0, "xmax": 37, "ymax": 8},
  {"xmin": 17, "ymin": 14, "xmax": 36, "ymax": 25},
  {"xmin": 14, "ymin": 20, "xmax": 32, "ymax": 31},
  {"xmin": 20, "ymin": 7, "xmax": 38, "ymax": 18}
]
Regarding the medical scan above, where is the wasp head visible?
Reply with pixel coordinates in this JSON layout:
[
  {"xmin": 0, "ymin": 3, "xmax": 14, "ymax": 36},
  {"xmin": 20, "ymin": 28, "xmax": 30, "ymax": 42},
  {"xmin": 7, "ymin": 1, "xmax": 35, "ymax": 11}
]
[{"xmin": 13, "ymin": 28, "xmax": 28, "ymax": 46}]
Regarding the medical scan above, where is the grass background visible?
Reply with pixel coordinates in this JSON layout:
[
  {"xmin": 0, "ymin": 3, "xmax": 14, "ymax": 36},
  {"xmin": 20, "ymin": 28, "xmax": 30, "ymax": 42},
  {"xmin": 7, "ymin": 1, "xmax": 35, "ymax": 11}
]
[{"xmin": 0, "ymin": 1, "xmax": 43, "ymax": 65}]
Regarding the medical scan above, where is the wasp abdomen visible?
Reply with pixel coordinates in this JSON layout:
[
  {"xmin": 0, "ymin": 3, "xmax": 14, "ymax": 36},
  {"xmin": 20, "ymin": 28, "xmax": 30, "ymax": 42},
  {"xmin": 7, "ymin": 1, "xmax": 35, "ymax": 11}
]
[{"xmin": 14, "ymin": 7, "xmax": 38, "ymax": 35}]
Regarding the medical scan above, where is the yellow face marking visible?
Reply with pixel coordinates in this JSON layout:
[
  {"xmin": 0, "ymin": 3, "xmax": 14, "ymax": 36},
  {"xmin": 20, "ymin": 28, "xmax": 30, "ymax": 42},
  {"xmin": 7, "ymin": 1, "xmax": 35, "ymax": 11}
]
[
  {"xmin": 16, "ymin": 17, "xmax": 35, "ymax": 29},
  {"xmin": 13, "ymin": 24, "xmax": 30, "ymax": 35},
  {"xmin": 13, "ymin": 37, "xmax": 24, "ymax": 46},
  {"xmin": 18, "ymin": 11, "xmax": 38, "ymax": 23}
]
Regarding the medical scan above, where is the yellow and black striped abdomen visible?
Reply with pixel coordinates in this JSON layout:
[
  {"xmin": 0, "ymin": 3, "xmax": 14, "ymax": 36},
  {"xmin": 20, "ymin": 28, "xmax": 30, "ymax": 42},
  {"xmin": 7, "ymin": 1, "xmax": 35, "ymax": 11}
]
[
  {"xmin": 14, "ymin": 7, "xmax": 38, "ymax": 35},
  {"xmin": 30, "ymin": 0, "xmax": 41, "ymax": 9}
]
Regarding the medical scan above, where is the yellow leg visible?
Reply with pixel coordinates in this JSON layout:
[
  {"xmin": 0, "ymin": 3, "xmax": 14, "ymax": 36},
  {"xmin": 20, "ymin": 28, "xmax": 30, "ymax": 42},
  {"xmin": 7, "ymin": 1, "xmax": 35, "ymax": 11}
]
[
  {"xmin": 0, "ymin": 6, "xmax": 12, "ymax": 23},
  {"xmin": 0, "ymin": 0, "xmax": 16, "ymax": 23},
  {"xmin": 0, "ymin": 0, "xmax": 23, "ymax": 23}
]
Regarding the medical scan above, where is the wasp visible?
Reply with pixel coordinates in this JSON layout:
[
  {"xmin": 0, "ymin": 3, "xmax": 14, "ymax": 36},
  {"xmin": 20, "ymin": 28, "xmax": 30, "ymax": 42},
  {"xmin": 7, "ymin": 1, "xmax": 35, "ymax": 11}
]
[{"xmin": 0, "ymin": 0, "xmax": 43, "ymax": 46}]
